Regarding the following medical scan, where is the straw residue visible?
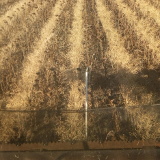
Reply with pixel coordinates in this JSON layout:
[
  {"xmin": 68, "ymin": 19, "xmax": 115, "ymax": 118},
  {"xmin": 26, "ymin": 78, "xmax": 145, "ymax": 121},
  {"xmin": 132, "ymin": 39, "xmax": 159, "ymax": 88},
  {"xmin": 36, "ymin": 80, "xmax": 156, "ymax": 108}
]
[
  {"xmin": 115, "ymin": 0, "xmax": 160, "ymax": 64},
  {"xmin": 68, "ymin": 0, "xmax": 84, "ymax": 69},
  {"xmin": 95, "ymin": 0, "xmax": 139, "ymax": 73},
  {"xmin": 7, "ymin": 0, "xmax": 68, "ymax": 109},
  {"xmin": 67, "ymin": 0, "xmax": 85, "ymax": 110}
]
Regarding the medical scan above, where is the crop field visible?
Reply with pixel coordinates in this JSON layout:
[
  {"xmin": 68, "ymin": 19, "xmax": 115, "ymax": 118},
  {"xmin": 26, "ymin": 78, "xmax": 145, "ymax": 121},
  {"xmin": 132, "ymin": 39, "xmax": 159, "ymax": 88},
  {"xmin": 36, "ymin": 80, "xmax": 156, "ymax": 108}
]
[{"xmin": 0, "ymin": 0, "xmax": 160, "ymax": 144}]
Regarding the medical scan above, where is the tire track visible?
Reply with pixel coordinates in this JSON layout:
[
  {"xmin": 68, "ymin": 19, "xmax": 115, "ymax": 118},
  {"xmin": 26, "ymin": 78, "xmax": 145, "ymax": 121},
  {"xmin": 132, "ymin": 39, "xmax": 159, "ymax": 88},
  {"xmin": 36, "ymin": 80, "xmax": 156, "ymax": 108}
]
[
  {"xmin": 0, "ymin": 1, "xmax": 48, "ymax": 68},
  {"xmin": 114, "ymin": 0, "xmax": 160, "ymax": 67},
  {"xmin": 6, "ymin": 0, "xmax": 68, "ymax": 109},
  {"xmin": 95, "ymin": 0, "xmax": 139, "ymax": 73}
]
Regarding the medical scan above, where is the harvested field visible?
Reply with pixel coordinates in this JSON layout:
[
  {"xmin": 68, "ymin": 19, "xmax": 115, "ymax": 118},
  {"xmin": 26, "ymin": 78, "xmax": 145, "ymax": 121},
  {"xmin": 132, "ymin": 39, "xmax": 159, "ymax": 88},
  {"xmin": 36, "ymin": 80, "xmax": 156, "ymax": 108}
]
[{"xmin": 0, "ymin": 0, "xmax": 160, "ymax": 145}]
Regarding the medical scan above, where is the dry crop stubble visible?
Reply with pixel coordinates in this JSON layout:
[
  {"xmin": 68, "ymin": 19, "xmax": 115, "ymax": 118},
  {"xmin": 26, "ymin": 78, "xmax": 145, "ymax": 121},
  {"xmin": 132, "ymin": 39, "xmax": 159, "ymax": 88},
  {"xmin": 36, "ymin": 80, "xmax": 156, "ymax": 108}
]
[
  {"xmin": 0, "ymin": 0, "xmax": 43, "ymax": 65},
  {"xmin": 123, "ymin": 0, "xmax": 160, "ymax": 41},
  {"xmin": 67, "ymin": 0, "xmax": 85, "ymax": 110},
  {"xmin": 83, "ymin": 0, "xmax": 109, "ymax": 108},
  {"xmin": 103, "ymin": 0, "xmax": 160, "ymax": 139},
  {"xmin": 83, "ymin": 0, "xmax": 108, "ymax": 71},
  {"xmin": 77, "ymin": 0, "xmax": 129, "ymax": 140},
  {"xmin": 105, "ymin": 0, "xmax": 151, "ymax": 69},
  {"xmin": 0, "ymin": 112, "xmax": 28, "ymax": 143},
  {"xmin": 107, "ymin": 0, "xmax": 160, "ymax": 104},
  {"xmin": 68, "ymin": 1, "xmax": 84, "ymax": 69},
  {"xmin": 0, "ymin": 0, "xmax": 67, "ymax": 143},
  {"xmin": 56, "ymin": 0, "xmax": 86, "ymax": 141},
  {"xmin": 29, "ymin": 0, "xmax": 75, "ymax": 109},
  {"xmin": 0, "ymin": 0, "xmax": 160, "ymax": 143},
  {"xmin": 0, "ymin": 0, "xmax": 37, "ymax": 42},
  {"xmin": 95, "ymin": 0, "xmax": 140, "ymax": 73},
  {"xmin": 6, "ymin": 0, "xmax": 68, "ymax": 109},
  {"xmin": 0, "ymin": 1, "xmax": 55, "ymax": 102},
  {"xmin": 147, "ymin": 0, "xmax": 160, "ymax": 10},
  {"xmin": 83, "ymin": 0, "xmax": 125, "ymax": 109},
  {"xmin": 125, "ymin": 104, "xmax": 160, "ymax": 140},
  {"xmin": 116, "ymin": 0, "xmax": 160, "ymax": 139},
  {"xmin": 0, "ymin": 0, "xmax": 51, "ymax": 140},
  {"xmin": 0, "ymin": 1, "xmax": 49, "ymax": 68},
  {"xmin": 129, "ymin": 0, "xmax": 160, "ymax": 27},
  {"xmin": 95, "ymin": 0, "xmax": 145, "ymax": 105},
  {"xmin": 113, "ymin": 0, "xmax": 160, "ymax": 68},
  {"xmin": 0, "ymin": 0, "xmax": 20, "ymax": 6},
  {"xmin": 0, "ymin": 0, "xmax": 20, "ymax": 16}
]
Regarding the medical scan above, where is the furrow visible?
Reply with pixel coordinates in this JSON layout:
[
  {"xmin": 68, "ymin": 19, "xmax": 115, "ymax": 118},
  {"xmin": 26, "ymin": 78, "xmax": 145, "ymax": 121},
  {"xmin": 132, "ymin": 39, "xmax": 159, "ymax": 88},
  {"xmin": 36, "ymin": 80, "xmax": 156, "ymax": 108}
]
[
  {"xmin": 0, "ymin": 1, "xmax": 48, "ymax": 68},
  {"xmin": 95, "ymin": 0, "xmax": 139, "ymax": 73},
  {"xmin": 133, "ymin": 0, "xmax": 160, "ymax": 27},
  {"xmin": 114, "ymin": 0, "xmax": 160, "ymax": 65},
  {"xmin": 83, "ymin": 0, "xmax": 108, "ymax": 71},
  {"xmin": 0, "ymin": 1, "xmax": 55, "ymax": 100},
  {"xmin": 107, "ymin": 0, "xmax": 160, "ymax": 139},
  {"xmin": 7, "ymin": 0, "xmax": 68, "ymax": 109},
  {"xmin": 83, "ymin": 0, "xmax": 125, "ymax": 109},
  {"xmin": 55, "ymin": 0, "xmax": 85, "ymax": 141},
  {"xmin": 124, "ymin": 0, "xmax": 160, "ymax": 41},
  {"xmin": 29, "ymin": 0, "xmax": 75, "ymax": 109},
  {"xmin": 0, "ymin": 0, "xmax": 40, "ymax": 44}
]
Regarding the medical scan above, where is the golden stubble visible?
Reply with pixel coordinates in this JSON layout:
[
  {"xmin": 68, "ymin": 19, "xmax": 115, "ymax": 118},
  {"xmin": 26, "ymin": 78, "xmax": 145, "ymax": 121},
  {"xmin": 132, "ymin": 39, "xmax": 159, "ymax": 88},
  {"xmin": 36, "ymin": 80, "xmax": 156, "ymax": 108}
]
[
  {"xmin": 133, "ymin": 0, "xmax": 160, "ymax": 26},
  {"xmin": 96, "ymin": 0, "xmax": 141, "ymax": 73},
  {"xmin": 0, "ymin": 0, "xmax": 37, "ymax": 31},
  {"xmin": 56, "ymin": 0, "xmax": 85, "ymax": 141},
  {"xmin": 6, "ymin": 0, "xmax": 68, "ymax": 109},
  {"xmin": 0, "ymin": 1, "xmax": 48, "ymax": 68},
  {"xmin": 115, "ymin": 0, "xmax": 160, "ymax": 68},
  {"xmin": 67, "ymin": 0, "xmax": 85, "ymax": 110}
]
